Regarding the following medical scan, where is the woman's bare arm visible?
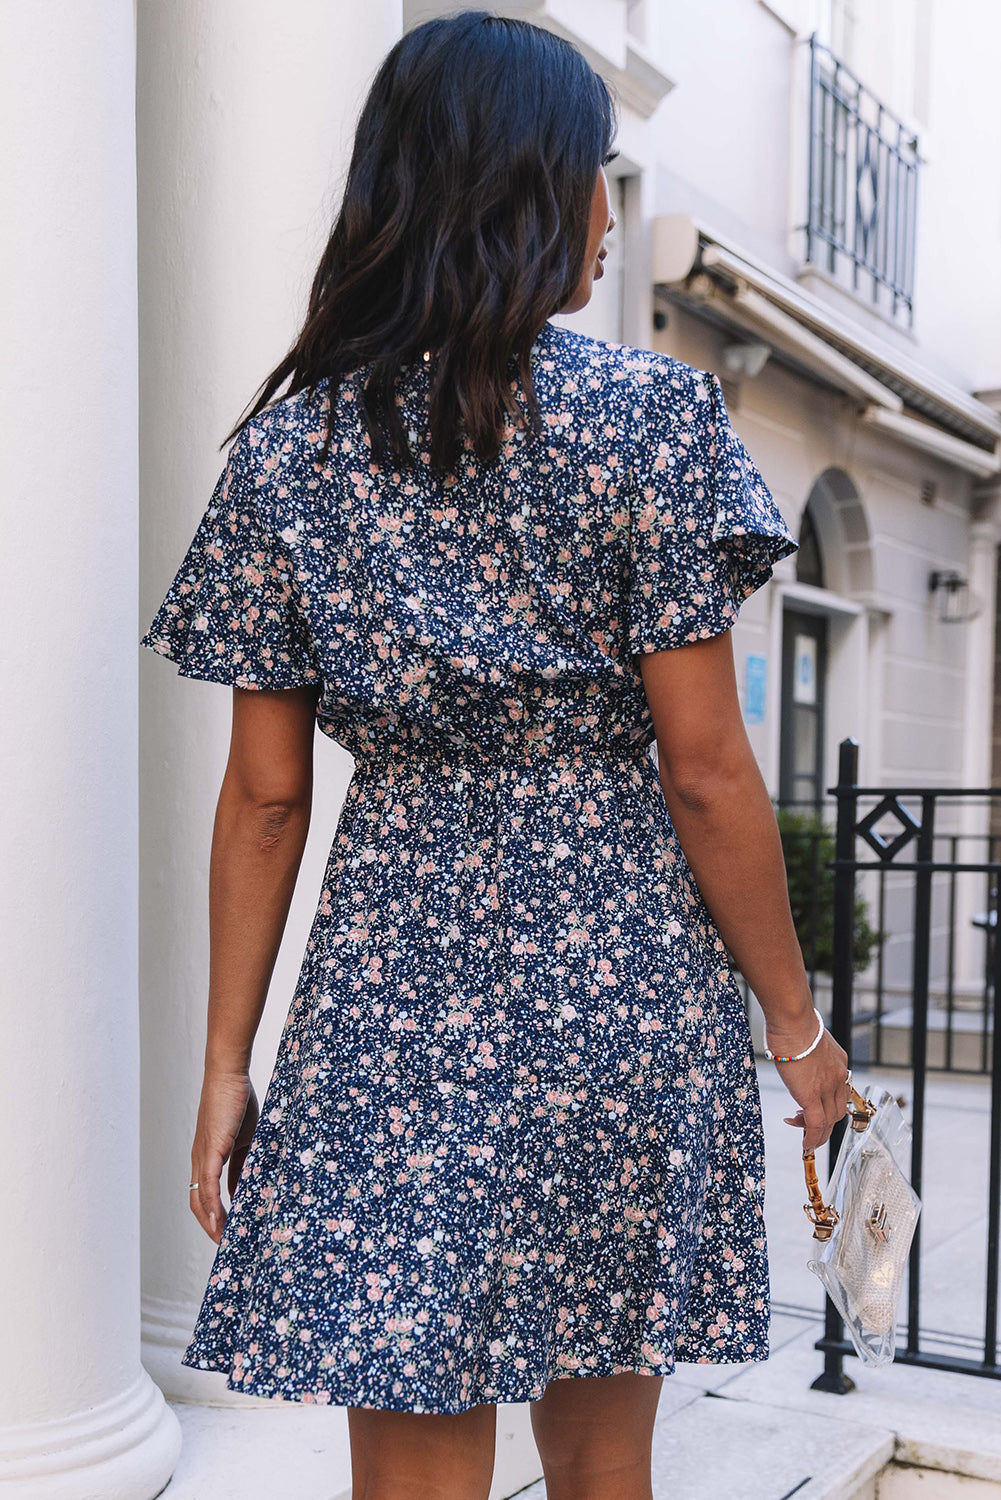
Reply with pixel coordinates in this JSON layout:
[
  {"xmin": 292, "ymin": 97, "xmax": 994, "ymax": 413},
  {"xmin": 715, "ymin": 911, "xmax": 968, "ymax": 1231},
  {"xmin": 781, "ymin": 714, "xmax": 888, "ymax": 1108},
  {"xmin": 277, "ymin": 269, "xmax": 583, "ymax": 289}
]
[
  {"xmin": 638, "ymin": 629, "xmax": 849, "ymax": 1154},
  {"xmin": 204, "ymin": 684, "xmax": 320, "ymax": 1073},
  {"xmin": 190, "ymin": 682, "xmax": 320, "ymax": 1242}
]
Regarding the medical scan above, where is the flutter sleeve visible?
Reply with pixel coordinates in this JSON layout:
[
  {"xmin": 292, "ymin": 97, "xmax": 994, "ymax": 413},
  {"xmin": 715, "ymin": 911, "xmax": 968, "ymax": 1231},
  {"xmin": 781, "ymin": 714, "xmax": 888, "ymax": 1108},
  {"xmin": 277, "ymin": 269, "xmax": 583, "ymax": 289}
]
[
  {"xmin": 626, "ymin": 365, "xmax": 799, "ymax": 654},
  {"xmin": 139, "ymin": 422, "xmax": 323, "ymax": 690}
]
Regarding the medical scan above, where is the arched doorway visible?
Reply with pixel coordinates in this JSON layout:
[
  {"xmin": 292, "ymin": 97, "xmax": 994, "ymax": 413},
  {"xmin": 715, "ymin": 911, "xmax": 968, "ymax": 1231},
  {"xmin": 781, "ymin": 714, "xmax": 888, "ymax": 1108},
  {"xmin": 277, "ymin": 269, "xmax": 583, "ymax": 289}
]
[{"xmin": 778, "ymin": 468, "xmax": 874, "ymax": 808}]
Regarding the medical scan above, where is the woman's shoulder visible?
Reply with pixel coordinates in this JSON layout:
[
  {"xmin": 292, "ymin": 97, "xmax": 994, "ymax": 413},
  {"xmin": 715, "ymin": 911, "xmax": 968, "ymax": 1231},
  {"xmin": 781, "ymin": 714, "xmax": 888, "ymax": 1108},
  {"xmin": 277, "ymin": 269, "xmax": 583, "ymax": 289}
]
[
  {"xmin": 536, "ymin": 321, "xmax": 714, "ymax": 427},
  {"xmin": 227, "ymin": 382, "xmax": 342, "ymax": 481}
]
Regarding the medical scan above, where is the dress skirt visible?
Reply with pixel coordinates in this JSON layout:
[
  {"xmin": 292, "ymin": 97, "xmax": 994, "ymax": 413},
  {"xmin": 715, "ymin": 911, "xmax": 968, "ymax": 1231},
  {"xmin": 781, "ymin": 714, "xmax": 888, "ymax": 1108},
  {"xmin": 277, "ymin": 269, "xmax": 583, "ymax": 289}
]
[{"xmin": 178, "ymin": 739, "xmax": 771, "ymax": 1412}]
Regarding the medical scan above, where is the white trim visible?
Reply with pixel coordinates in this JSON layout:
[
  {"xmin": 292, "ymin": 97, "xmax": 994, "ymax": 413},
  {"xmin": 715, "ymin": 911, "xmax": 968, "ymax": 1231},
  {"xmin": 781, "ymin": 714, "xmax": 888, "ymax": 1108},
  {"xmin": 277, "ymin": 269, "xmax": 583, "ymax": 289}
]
[
  {"xmin": 679, "ymin": 275, "xmax": 903, "ymax": 410},
  {"xmin": 494, "ymin": 0, "xmax": 675, "ymax": 118},
  {"xmin": 860, "ymin": 406, "xmax": 1001, "ymax": 479},
  {"xmin": 796, "ymin": 258, "xmax": 920, "ymax": 345},
  {"xmin": 729, "ymin": 284, "xmax": 903, "ymax": 410},
  {"xmin": 779, "ymin": 580, "xmax": 866, "ymax": 618},
  {"xmin": 756, "ymin": 0, "xmax": 806, "ymax": 36},
  {"xmin": 652, "ymin": 213, "xmax": 1001, "ymax": 446},
  {"xmin": 699, "ymin": 240, "xmax": 1001, "ymax": 442}
]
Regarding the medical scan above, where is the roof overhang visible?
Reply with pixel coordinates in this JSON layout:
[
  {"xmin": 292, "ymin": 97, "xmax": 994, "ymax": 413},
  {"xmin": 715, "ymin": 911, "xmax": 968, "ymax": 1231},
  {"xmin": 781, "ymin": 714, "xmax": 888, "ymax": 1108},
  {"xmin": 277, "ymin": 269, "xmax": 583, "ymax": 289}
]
[{"xmin": 653, "ymin": 214, "xmax": 1001, "ymax": 479}]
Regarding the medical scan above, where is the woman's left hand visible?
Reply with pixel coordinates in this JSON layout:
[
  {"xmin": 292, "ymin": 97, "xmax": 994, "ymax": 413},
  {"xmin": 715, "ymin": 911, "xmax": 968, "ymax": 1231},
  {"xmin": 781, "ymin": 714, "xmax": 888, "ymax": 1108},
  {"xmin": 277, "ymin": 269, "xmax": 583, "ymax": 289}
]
[{"xmin": 189, "ymin": 1069, "xmax": 260, "ymax": 1244}]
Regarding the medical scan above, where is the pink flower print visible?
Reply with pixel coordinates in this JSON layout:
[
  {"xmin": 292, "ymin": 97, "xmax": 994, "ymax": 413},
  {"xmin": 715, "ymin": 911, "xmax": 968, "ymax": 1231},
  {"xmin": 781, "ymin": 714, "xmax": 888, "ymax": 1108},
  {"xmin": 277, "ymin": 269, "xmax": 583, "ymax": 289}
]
[{"xmin": 163, "ymin": 325, "xmax": 778, "ymax": 1411}]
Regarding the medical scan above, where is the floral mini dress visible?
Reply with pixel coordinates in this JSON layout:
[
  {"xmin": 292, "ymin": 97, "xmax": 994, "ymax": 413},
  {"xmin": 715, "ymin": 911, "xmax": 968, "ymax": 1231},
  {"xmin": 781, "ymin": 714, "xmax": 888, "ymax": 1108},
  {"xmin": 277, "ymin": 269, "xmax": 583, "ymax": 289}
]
[{"xmin": 140, "ymin": 319, "xmax": 799, "ymax": 1413}]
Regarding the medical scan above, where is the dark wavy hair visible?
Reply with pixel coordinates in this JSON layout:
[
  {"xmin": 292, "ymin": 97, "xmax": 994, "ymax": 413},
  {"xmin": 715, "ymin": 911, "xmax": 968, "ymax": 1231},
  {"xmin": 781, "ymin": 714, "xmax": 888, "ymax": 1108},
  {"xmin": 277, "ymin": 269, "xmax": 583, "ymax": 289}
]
[{"xmin": 224, "ymin": 9, "xmax": 617, "ymax": 476}]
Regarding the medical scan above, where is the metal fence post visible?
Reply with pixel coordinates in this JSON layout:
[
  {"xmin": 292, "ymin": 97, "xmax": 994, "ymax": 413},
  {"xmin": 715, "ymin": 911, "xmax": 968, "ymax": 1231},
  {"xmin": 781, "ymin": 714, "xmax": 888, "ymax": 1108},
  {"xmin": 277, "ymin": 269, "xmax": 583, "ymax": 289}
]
[
  {"xmin": 985, "ymin": 871, "xmax": 1001, "ymax": 1367},
  {"xmin": 811, "ymin": 735, "xmax": 859, "ymax": 1393},
  {"xmin": 905, "ymin": 794, "xmax": 935, "ymax": 1355}
]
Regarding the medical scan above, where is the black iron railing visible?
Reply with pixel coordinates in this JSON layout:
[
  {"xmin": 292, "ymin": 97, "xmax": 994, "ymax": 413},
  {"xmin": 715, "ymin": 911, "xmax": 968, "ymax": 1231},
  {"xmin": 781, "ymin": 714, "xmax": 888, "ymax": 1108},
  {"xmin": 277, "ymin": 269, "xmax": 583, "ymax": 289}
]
[
  {"xmin": 807, "ymin": 738, "xmax": 1001, "ymax": 1389},
  {"xmin": 768, "ymin": 795, "xmax": 999, "ymax": 1078},
  {"xmin": 805, "ymin": 34, "xmax": 921, "ymax": 326}
]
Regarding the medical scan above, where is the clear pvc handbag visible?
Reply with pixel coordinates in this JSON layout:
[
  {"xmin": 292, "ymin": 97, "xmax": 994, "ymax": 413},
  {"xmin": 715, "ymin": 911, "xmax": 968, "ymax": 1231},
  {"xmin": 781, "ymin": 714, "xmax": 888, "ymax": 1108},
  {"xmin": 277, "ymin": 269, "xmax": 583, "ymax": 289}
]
[{"xmin": 802, "ymin": 1081, "xmax": 922, "ymax": 1367}]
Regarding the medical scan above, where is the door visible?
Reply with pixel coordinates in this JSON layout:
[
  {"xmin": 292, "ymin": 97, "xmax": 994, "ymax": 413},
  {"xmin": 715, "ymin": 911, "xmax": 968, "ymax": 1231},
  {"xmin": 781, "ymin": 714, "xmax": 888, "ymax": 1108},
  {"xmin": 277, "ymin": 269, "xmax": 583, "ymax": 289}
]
[{"xmin": 779, "ymin": 608, "xmax": 828, "ymax": 809}]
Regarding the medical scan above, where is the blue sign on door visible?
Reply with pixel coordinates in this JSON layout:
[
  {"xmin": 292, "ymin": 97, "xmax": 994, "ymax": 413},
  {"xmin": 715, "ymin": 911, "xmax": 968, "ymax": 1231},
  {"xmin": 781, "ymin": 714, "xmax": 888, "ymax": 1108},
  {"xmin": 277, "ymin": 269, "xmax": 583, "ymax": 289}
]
[{"xmin": 745, "ymin": 654, "xmax": 766, "ymax": 724}]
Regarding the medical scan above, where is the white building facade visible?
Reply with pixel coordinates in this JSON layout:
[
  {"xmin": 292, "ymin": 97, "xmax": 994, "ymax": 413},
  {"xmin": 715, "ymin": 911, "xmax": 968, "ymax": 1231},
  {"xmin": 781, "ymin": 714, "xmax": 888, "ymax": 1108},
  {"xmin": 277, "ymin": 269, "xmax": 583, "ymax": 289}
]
[
  {"xmin": 550, "ymin": 0, "xmax": 1001, "ymax": 816},
  {"xmin": 2, "ymin": 2, "xmax": 998, "ymax": 1496}
]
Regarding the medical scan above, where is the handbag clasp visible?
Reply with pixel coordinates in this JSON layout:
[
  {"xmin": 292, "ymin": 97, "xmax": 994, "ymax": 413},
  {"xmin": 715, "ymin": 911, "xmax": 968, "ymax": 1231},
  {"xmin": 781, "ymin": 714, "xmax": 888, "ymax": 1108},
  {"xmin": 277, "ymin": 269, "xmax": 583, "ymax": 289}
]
[{"xmin": 866, "ymin": 1200, "xmax": 890, "ymax": 1243}]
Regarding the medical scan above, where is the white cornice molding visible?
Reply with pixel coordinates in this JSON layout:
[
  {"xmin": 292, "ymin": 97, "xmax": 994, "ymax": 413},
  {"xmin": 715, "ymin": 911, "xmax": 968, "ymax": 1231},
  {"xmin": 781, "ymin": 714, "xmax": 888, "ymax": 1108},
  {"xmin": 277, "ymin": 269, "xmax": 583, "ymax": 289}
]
[
  {"xmin": 779, "ymin": 579, "xmax": 866, "ymax": 618},
  {"xmin": 653, "ymin": 212, "xmax": 1001, "ymax": 464},
  {"xmin": 860, "ymin": 406, "xmax": 1001, "ymax": 480},
  {"xmin": 494, "ymin": 1, "xmax": 675, "ymax": 117}
]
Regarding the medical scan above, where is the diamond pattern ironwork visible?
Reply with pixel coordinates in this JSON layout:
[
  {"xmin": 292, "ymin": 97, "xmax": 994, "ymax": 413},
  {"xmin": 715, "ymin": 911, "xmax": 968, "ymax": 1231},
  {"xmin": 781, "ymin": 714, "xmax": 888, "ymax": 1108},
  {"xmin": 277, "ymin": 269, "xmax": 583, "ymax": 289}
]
[
  {"xmin": 806, "ymin": 36, "xmax": 919, "ymax": 325},
  {"xmin": 856, "ymin": 130, "xmax": 879, "ymax": 254},
  {"xmin": 856, "ymin": 794, "xmax": 922, "ymax": 862}
]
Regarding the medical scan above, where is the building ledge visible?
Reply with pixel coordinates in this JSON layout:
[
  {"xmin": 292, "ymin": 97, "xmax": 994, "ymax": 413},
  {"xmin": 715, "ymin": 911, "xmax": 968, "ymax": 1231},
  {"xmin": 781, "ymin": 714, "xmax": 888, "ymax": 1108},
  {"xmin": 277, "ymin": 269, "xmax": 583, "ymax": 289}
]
[
  {"xmin": 408, "ymin": 1, "xmax": 676, "ymax": 118},
  {"xmin": 653, "ymin": 213, "xmax": 1001, "ymax": 475}
]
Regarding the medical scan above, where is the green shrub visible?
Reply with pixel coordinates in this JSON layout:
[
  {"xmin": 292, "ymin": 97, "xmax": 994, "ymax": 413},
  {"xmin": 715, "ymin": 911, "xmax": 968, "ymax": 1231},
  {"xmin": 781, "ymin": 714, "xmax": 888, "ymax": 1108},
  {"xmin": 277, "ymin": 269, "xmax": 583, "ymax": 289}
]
[{"xmin": 774, "ymin": 805, "xmax": 881, "ymax": 976}]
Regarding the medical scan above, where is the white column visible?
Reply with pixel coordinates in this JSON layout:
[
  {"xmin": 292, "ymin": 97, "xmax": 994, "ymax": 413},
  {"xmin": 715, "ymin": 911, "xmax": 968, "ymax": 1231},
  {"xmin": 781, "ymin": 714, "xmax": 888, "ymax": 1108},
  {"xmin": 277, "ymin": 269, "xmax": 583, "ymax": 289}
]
[
  {"xmin": 955, "ymin": 495, "xmax": 1001, "ymax": 988},
  {"xmin": 962, "ymin": 505, "xmax": 1001, "ymax": 793},
  {"xmin": 137, "ymin": 0, "xmax": 403, "ymax": 1405},
  {"xmin": 0, "ymin": 3, "xmax": 181, "ymax": 1497}
]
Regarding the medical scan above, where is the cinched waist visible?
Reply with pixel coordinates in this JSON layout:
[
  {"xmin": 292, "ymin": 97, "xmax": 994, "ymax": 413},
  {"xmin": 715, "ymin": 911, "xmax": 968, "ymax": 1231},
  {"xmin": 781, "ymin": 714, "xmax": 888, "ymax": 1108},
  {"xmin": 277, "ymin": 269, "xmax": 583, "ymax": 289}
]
[{"xmin": 349, "ymin": 735, "xmax": 654, "ymax": 779}]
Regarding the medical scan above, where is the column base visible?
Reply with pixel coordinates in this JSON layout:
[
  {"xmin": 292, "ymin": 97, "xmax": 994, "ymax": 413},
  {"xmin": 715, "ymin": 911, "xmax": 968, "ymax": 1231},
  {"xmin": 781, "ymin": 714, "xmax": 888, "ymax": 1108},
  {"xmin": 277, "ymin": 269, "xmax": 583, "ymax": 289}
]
[{"xmin": 0, "ymin": 1371, "xmax": 181, "ymax": 1500}]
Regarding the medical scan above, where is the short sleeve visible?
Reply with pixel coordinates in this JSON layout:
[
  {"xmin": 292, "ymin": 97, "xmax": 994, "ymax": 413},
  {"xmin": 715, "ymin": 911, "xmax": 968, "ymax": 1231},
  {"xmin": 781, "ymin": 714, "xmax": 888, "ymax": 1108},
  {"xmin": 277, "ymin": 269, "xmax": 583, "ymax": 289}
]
[
  {"xmin": 139, "ymin": 424, "xmax": 323, "ymax": 690},
  {"xmin": 626, "ymin": 366, "xmax": 799, "ymax": 654}
]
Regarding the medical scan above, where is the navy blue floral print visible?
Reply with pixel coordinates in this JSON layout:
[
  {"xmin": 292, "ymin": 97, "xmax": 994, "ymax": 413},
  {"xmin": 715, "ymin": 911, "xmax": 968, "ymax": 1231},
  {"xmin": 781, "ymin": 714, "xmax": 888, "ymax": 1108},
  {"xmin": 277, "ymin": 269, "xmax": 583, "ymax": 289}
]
[{"xmin": 140, "ymin": 320, "xmax": 799, "ymax": 1413}]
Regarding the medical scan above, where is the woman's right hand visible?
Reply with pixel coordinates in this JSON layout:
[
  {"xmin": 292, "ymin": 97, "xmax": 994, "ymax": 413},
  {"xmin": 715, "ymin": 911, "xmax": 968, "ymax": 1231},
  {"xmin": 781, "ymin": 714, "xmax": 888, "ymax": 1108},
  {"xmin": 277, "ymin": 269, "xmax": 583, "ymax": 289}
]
[
  {"xmin": 768, "ymin": 1016, "xmax": 851, "ymax": 1156},
  {"xmin": 189, "ymin": 1068, "xmax": 259, "ymax": 1245}
]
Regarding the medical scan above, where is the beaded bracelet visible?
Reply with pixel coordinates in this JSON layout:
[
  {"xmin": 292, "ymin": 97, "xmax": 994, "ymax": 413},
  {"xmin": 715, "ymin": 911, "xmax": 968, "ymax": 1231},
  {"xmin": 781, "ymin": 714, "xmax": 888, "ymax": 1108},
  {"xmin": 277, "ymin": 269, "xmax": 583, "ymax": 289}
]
[{"xmin": 763, "ymin": 1006, "xmax": 825, "ymax": 1062}]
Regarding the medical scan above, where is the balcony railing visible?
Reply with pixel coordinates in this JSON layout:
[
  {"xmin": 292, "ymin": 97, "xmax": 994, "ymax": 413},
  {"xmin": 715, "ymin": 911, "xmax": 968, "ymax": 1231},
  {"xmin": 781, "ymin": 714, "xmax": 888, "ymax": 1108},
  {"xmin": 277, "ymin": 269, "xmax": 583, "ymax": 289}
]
[{"xmin": 805, "ymin": 34, "xmax": 922, "ymax": 326}]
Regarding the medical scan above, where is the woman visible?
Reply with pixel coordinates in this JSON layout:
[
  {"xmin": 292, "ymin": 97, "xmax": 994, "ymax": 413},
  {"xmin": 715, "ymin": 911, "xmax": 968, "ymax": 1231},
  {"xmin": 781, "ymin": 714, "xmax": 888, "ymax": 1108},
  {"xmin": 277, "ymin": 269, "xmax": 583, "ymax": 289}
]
[{"xmin": 141, "ymin": 10, "xmax": 849, "ymax": 1499}]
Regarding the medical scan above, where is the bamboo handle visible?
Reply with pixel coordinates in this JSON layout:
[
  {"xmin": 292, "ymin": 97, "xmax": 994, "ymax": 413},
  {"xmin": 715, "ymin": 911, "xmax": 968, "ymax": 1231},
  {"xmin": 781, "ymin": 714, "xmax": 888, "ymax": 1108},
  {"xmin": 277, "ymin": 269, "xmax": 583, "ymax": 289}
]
[{"xmin": 802, "ymin": 1082, "xmax": 876, "ymax": 1240}]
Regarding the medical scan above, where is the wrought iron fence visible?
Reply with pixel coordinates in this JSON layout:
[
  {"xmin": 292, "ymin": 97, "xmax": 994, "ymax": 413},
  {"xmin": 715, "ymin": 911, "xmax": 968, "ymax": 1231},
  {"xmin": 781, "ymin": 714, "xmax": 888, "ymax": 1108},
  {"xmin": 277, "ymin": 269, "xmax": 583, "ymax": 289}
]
[
  {"xmin": 769, "ymin": 789, "xmax": 999, "ymax": 1078},
  {"xmin": 805, "ymin": 34, "xmax": 921, "ymax": 326},
  {"xmin": 768, "ymin": 738, "xmax": 1001, "ymax": 1388}
]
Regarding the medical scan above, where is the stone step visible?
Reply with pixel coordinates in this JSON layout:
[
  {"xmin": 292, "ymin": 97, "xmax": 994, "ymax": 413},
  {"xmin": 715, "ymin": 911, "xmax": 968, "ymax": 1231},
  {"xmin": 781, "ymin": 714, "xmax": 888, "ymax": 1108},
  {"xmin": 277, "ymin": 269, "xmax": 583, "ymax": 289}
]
[
  {"xmin": 717, "ymin": 1325, "xmax": 1001, "ymax": 1497},
  {"xmin": 878, "ymin": 1464, "xmax": 1001, "ymax": 1497},
  {"xmin": 511, "ymin": 1377, "xmax": 892, "ymax": 1500}
]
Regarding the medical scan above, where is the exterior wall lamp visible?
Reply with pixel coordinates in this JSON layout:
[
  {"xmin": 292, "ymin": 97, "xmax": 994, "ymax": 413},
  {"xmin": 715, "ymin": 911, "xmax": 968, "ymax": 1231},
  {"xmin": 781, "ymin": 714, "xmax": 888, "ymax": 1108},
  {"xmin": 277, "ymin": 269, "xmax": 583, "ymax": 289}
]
[
  {"xmin": 928, "ymin": 569, "xmax": 977, "ymax": 623},
  {"xmin": 722, "ymin": 339, "xmax": 772, "ymax": 378}
]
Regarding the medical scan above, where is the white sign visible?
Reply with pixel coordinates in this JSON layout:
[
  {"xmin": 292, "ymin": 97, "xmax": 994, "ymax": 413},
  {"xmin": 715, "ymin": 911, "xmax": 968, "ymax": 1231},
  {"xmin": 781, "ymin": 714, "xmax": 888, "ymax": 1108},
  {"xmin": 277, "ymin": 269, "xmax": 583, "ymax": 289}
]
[{"xmin": 793, "ymin": 633, "xmax": 817, "ymax": 705}]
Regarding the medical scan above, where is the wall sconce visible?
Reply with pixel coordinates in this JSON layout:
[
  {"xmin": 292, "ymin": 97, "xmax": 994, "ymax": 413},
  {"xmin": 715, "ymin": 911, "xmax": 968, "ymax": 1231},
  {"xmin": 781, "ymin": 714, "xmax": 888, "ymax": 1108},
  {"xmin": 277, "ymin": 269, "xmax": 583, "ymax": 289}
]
[
  {"xmin": 722, "ymin": 340, "xmax": 772, "ymax": 378},
  {"xmin": 928, "ymin": 569, "xmax": 977, "ymax": 623}
]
